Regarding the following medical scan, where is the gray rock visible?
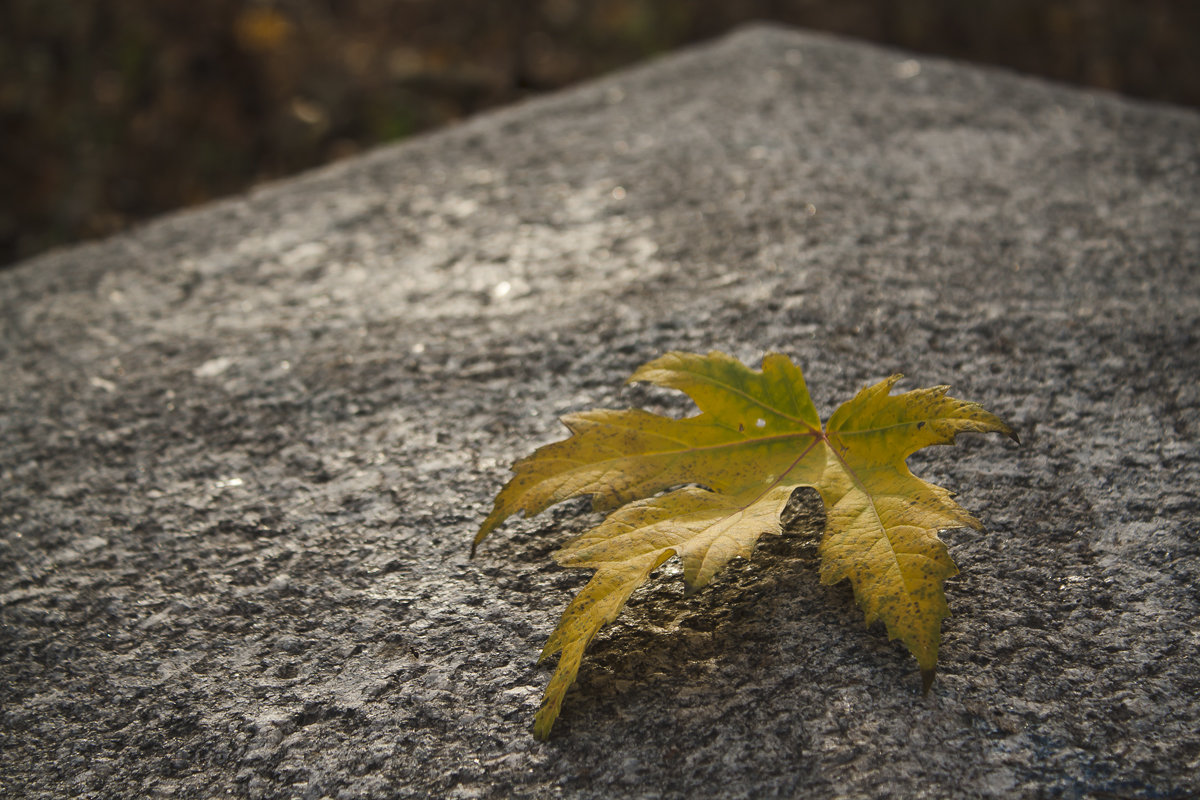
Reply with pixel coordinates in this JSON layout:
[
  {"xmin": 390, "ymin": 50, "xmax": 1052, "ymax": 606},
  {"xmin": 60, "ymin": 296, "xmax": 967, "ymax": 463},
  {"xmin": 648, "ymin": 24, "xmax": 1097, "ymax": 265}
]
[{"xmin": 2, "ymin": 24, "xmax": 1198, "ymax": 799}]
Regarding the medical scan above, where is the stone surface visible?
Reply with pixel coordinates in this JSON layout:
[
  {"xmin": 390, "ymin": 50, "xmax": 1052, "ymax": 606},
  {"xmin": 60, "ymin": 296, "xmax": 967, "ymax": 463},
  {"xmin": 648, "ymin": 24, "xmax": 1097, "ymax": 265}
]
[{"xmin": 2, "ymin": 25, "xmax": 1198, "ymax": 800}]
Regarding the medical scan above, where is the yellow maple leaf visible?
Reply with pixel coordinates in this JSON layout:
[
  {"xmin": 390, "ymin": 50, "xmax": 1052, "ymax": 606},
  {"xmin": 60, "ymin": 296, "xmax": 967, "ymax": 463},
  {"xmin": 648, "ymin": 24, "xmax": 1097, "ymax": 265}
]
[{"xmin": 474, "ymin": 351, "xmax": 1016, "ymax": 739}]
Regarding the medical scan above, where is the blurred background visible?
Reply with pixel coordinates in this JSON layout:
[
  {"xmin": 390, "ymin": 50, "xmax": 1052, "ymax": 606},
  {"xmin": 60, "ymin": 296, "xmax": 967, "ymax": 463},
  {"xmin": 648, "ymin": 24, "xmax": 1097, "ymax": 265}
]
[{"xmin": 3, "ymin": 0, "xmax": 1197, "ymax": 269}]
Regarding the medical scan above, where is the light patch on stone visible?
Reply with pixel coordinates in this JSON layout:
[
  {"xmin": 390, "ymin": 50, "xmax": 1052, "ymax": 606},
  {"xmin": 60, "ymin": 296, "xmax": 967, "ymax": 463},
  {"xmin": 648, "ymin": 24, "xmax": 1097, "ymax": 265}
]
[
  {"xmin": 194, "ymin": 357, "xmax": 233, "ymax": 378},
  {"xmin": 894, "ymin": 59, "xmax": 921, "ymax": 79}
]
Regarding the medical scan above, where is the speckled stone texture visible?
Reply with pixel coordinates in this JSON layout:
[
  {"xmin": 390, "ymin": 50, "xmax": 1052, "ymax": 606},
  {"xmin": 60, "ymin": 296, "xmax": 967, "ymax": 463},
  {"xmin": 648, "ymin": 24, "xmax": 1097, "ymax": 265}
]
[{"xmin": 2, "ymin": 25, "xmax": 1198, "ymax": 800}]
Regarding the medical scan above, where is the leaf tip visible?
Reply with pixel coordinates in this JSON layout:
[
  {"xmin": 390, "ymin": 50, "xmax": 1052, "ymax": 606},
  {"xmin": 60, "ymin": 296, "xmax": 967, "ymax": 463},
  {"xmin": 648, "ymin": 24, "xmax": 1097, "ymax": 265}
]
[
  {"xmin": 533, "ymin": 680, "xmax": 568, "ymax": 740},
  {"xmin": 921, "ymin": 666, "xmax": 936, "ymax": 695},
  {"xmin": 533, "ymin": 713, "xmax": 554, "ymax": 741},
  {"xmin": 470, "ymin": 526, "xmax": 489, "ymax": 558}
]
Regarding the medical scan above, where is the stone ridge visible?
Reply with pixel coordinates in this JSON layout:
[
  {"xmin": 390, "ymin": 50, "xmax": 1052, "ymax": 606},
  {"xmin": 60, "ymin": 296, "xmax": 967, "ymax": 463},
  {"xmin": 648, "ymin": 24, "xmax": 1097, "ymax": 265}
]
[{"xmin": 1, "ymin": 25, "xmax": 1197, "ymax": 800}]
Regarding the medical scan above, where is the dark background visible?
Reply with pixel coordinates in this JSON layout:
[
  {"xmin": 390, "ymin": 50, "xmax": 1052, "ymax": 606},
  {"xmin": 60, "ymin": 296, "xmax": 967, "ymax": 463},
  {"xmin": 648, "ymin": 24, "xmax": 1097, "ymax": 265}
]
[{"xmin": 3, "ymin": 0, "xmax": 1197, "ymax": 269}]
